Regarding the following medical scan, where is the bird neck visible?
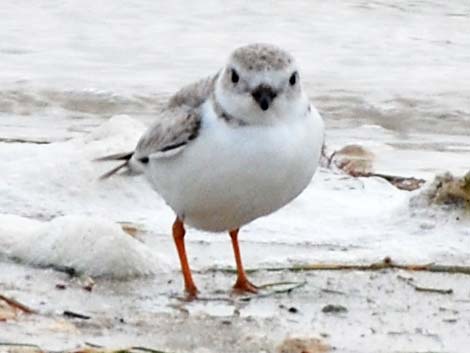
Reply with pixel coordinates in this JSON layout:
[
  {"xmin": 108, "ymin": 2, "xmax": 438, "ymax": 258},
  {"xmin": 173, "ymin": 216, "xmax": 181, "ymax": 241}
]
[{"xmin": 211, "ymin": 93, "xmax": 248, "ymax": 127}]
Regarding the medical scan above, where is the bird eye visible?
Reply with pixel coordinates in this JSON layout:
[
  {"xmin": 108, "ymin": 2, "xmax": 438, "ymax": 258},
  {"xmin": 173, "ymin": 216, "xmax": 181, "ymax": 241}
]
[
  {"xmin": 289, "ymin": 72, "xmax": 297, "ymax": 86},
  {"xmin": 231, "ymin": 69, "xmax": 239, "ymax": 84}
]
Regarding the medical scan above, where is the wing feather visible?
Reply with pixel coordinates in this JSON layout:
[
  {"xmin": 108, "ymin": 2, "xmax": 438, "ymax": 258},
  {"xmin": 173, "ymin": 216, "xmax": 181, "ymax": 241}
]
[
  {"xmin": 134, "ymin": 108, "xmax": 201, "ymax": 160},
  {"xmin": 134, "ymin": 74, "xmax": 217, "ymax": 160},
  {"xmin": 97, "ymin": 74, "xmax": 216, "ymax": 178}
]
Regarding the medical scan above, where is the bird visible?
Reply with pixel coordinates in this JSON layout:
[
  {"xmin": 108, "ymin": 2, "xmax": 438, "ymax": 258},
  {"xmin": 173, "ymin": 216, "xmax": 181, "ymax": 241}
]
[{"xmin": 97, "ymin": 43, "xmax": 324, "ymax": 298}]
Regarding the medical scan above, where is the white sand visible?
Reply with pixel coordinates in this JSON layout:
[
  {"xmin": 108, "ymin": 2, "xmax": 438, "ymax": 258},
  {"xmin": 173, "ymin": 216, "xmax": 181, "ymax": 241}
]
[{"xmin": 0, "ymin": 214, "xmax": 168, "ymax": 278}]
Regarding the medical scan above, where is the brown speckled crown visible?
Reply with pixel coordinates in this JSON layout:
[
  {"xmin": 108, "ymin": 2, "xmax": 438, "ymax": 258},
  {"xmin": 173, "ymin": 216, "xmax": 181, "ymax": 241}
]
[{"xmin": 230, "ymin": 43, "xmax": 294, "ymax": 71}]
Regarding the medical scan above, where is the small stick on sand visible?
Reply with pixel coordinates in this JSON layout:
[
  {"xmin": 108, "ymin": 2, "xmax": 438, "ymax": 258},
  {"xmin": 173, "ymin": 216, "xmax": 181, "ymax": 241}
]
[
  {"xmin": 63, "ymin": 310, "xmax": 91, "ymax": 320},
  {"xmin": 211, "ymin": 257, "xmax": 470, "ymax": 276},
  {"xmin": 132, "ymin": 347, "xmax": 172, "ymax": 353},
  {"xmin": 0, "ymin": 294, "xmax": 37, "ymax": 314},
  {"xmin": 397, "ymin": 275, "xmax": 453, "ymax": 295},
  {"xmin": 240, "ymin": 281, "xmax": 307, "ymax": 302}
]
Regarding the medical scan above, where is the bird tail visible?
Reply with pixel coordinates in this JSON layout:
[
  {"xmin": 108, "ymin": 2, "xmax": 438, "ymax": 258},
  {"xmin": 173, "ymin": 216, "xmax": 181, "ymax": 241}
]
[{"xmin": 94, "ymin": 151, "xmax": 135, "ymax": 180}]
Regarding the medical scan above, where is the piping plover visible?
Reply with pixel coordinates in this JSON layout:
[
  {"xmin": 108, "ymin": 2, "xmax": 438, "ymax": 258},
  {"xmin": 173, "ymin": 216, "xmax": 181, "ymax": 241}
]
[{"xmin": 98, "ymin": 43, "xmax": 324, "ymax": 298}]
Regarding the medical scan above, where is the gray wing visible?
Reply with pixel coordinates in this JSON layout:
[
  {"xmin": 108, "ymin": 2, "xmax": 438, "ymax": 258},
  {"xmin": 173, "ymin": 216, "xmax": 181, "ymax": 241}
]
[
  {"xmin": 167, "ymin": 73, "xmax": 218, "ymax": 109},
  {"xmin": 134, "ymin": 107, "xmax": 201, "ymax": 161},
  {"xmin": 134, "ymin": 74, "xmax": 218, "ymax": 161}
]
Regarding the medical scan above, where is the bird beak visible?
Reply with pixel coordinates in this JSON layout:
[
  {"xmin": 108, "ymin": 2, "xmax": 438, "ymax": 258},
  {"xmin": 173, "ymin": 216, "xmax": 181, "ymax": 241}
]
[{"xmin": 251, "ymin": 85, "xmax": 277, "ymax": 111}]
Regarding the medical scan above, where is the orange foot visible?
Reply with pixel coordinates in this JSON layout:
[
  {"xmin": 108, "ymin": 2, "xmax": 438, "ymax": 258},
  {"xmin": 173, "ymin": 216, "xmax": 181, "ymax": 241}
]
[
  {"xmin": 184, "ymin": 285, "xmax": 199, "ymax": 301},
  {"xmin": 233, "ymin": 277, "xmax": 258, "ymax": 294}
]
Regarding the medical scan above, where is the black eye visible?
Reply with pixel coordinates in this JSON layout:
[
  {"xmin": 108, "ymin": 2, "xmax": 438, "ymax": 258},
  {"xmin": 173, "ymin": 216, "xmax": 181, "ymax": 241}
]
[
  {"xmin": 289, "ymin": 72, "xmax": 297, "ymax": 86},
  {"xmin": 231, "ymin": 69, "xmax": 239, "ymax": 84}
]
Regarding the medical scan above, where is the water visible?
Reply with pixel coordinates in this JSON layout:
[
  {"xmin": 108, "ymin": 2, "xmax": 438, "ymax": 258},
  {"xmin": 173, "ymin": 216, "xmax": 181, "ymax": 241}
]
[
  {"xmin": 1, "ymin": 2, "xmax": 469, "ymax": 113},
  {"xmin": 1, "ymin": 0, "xmax": 469, "ymax": 175}
]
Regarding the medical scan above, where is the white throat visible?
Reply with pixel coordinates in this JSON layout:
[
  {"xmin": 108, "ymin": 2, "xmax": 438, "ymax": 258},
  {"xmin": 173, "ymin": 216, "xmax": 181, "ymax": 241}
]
[{"xmin": 214, "ymin": 76, "xmax": 309, "ymax": 127}]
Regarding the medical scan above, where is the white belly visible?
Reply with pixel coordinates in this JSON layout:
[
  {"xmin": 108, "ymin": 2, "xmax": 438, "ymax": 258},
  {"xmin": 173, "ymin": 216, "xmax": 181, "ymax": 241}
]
[{"xmin": 145, "ymin": 104, "xmax": 324, "ymax": 232}]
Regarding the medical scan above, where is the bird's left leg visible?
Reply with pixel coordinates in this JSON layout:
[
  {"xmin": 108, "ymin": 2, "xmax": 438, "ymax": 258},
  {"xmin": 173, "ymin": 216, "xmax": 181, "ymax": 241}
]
[{"xmin": 229, "ymin": 229, "xmax": 258, "ymax": 293}]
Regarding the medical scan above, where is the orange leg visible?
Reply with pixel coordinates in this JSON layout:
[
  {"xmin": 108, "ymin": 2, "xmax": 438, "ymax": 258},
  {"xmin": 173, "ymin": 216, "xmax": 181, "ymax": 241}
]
[
  {"xmin": 172, "ymin": 218, "xmax": 198, "ymax": 298},
  {"xmin": 229, "ymin": 229, "xmax": 258, "ymax": 294}
]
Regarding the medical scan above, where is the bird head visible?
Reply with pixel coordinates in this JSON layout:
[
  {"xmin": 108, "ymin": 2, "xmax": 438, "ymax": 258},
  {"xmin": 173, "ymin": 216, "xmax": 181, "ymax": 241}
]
[{"xmin": 214, "ymin": 43, "xmax": 308, "ymax": 126}]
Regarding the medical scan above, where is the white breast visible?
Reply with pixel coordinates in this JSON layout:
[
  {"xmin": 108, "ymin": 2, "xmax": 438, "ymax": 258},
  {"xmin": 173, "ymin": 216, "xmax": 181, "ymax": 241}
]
[{"xmin": 145, "ymin": 102, "xmax": 324, "ymax": 232}]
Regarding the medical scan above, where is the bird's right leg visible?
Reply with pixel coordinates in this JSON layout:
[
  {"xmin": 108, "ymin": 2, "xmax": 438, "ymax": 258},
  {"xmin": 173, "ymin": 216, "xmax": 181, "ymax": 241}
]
[{"xmin": 172, "ymin": 217, "xmax": 198, "ymax": 298}]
